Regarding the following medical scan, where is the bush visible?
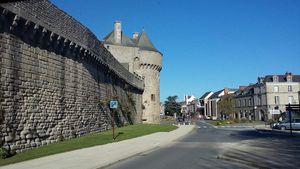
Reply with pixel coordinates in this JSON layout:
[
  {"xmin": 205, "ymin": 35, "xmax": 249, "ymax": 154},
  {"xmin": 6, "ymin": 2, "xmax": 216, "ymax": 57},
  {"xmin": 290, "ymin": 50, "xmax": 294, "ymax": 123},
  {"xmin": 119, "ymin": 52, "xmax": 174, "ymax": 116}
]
[
  {"xmin": 240, "ymin": 118, "xmax": 248, "ymax": 123},
  {"xmin": 233, "ymin": 118, "xmax": 240, "ymax": 123},
  {"xmin": 265, "ymin": 119, "xmax": 276, "ymax": 125},
  {"xmin": 0, "ymin": 147, "xmax": 9, "ymax": 159}
]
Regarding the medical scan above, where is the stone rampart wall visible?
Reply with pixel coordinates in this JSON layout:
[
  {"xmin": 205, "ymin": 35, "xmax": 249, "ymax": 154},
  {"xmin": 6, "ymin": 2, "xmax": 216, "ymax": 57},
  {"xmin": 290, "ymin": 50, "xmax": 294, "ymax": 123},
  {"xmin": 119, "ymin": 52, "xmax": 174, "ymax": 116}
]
[{"xmin": 0, "ymin": 0, "xmax": 143, "ymax": 154}]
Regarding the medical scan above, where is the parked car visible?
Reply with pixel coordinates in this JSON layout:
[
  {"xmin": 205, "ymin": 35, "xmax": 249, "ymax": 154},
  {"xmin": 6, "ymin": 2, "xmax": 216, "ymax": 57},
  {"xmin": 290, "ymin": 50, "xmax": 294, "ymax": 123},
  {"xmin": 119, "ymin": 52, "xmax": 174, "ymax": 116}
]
[
  {"xmin": 204, "ymin": 116, "xmax": 212, "ymax": 120},
  {"xmin": 272, "ymin": 119, "xmax": 300, "ymax": 130},
  {"xmin": 177, "ymin": 116, "xmax": 184, "ymax": 122}
]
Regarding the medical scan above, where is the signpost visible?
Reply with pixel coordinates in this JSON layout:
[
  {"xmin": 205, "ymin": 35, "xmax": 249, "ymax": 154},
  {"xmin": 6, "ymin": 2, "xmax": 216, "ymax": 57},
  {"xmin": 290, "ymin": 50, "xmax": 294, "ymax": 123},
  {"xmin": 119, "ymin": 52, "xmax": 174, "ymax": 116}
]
[
  {"xmin": 285, "ymin": 104, "xmax": 300, "ymax": 136},
  {"xmin": 110, "ymin": 100, "xmax": 118, "ymax": 140}
]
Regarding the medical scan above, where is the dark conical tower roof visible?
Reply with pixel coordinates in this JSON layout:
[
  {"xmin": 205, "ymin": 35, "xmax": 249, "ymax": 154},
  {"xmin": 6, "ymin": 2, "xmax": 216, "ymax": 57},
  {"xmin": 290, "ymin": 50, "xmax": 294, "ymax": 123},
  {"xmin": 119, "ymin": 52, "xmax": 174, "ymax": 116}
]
[{"xmin": 137, "ymin": 31, "xmax": 159, "ymax": 52}]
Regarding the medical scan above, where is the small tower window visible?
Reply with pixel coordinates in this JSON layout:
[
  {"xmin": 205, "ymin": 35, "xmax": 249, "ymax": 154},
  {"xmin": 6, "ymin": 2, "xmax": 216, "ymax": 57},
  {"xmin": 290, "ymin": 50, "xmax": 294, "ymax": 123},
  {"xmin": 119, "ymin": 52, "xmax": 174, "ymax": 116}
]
[{"xmin": 151, "ymin": 94, "xmax": 155, "ymax": 102}]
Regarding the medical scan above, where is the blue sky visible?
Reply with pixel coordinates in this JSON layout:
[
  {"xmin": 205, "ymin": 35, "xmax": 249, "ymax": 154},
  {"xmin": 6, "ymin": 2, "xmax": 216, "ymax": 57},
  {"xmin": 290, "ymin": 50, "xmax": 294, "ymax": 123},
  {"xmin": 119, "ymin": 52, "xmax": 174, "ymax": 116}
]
[{"xmin": 50, "ymin": 0, "xmax": 300, "ymax": 102}]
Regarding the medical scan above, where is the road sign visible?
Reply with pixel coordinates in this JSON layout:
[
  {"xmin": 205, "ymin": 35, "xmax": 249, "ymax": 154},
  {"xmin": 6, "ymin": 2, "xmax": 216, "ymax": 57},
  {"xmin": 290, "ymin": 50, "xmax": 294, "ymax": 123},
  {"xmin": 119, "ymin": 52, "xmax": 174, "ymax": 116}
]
[
  {"xmin": 110, "ymin": 100, "xmax": 118, "ymax": 109},
  {"xmin": 270, "ymin": 109, "xmax": 281, "ymax": 115}
]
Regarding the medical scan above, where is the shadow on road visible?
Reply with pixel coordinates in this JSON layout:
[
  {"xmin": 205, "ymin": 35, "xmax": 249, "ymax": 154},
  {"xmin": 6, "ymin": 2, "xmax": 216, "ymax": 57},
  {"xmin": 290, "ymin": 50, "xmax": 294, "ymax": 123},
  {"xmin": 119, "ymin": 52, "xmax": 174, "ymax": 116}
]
[{"xmin": 221, "ymin": 129, "xmax": 300, "ymax": 168}]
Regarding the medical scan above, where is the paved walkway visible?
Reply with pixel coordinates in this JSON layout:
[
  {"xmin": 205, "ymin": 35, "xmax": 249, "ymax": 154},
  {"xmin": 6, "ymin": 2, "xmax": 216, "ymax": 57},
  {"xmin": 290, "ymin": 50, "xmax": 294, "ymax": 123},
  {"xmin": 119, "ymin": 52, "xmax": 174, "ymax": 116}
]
[{"xmin": 0, "ymin": 125, "xmax": 195, "ymax": 169}]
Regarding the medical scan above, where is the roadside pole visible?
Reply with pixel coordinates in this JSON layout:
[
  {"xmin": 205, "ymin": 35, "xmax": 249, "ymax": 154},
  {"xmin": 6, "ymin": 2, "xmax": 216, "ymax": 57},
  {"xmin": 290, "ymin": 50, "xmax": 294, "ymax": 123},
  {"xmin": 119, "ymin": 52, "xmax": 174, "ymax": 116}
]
[
  {"xmin": 110, "ymin": 100, "xmax": 118, "ymax": 140},
  {"xmin": 288, "ymin": 104, "xmax": 292, "ymax": 136},
  {"xmin": 112, "ymin": 109, "xmax": 115, "ymax": 140}
]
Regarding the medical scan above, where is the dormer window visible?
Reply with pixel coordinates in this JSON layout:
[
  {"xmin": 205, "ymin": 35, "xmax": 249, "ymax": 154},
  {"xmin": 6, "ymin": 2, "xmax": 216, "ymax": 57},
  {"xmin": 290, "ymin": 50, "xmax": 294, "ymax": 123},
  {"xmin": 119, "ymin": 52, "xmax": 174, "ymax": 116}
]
[
  {"xmin": 273, "ymin": 75, "xmax": 279, "ymax": 82},
  {"xmin": 287, "ymin": 76, "xmax": 292, "ymax": 82}
]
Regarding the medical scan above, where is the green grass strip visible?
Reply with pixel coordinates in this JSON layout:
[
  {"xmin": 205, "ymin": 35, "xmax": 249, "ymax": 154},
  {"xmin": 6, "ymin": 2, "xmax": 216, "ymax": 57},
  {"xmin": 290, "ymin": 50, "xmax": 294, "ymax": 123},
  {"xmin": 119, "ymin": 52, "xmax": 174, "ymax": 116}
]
[{"xmin": 0, "ymin": 124, "xmax": 177, "ymax": 166}]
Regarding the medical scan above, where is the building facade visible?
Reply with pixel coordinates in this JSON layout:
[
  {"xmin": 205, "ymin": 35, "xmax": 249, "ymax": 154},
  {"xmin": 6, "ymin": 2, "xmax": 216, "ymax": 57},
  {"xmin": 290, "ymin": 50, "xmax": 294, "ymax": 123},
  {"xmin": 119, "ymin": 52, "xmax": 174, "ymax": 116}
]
[
  {"xmin": 254, "ymin": 73, "xmax": 300, "ymax": 120},
  {"xmin": 234, "ymin": 85, "xmax": 256, "ymax": 120},
  {"xmin": 103, "ymin": 21, "xmax": 162, "ymax": 123},
  {"xmin": 207, "ymin": 88, "xmax": 237, "ymax": 120},
  {"xmin": 181, "ymin": 95, "xmax": 196, "ymax": 115},
  {"xmin": 233, "ymin": 73, "xmax": 300, "ymax": 121},
  {"xmin": 199, "ymin": 92, "xmax": 213, "ymax": 117}
]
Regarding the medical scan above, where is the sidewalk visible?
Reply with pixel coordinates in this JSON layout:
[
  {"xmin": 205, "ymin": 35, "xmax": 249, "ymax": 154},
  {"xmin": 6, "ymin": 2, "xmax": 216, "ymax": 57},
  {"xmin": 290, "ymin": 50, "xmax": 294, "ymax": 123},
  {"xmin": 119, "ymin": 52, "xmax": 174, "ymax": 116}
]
[{"xmin": 0, "ymin": 125, "xmax": 195, "ymax": 169}]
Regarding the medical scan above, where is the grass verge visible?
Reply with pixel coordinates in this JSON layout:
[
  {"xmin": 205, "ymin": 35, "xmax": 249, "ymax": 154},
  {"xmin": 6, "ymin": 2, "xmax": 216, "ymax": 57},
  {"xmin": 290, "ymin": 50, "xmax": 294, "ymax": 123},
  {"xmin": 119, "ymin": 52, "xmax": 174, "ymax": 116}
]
[
  {"xmin": 208, "ymin": 119, "xmax": 254, "ymax": 126},
  {"xmin": 0, "ymin": 124, "xmax": 177, "ymax": 166}
]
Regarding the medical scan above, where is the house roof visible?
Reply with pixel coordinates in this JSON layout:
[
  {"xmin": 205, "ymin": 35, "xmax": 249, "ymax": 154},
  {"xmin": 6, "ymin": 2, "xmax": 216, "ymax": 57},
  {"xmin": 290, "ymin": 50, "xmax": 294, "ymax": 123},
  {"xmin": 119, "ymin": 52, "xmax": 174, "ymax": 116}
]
[
  {"xmin": 208, "ymin": 90, "xmax": 223, "ymax": 99},
  {"xmin": 262, "ymin": 74, "xmax": 300, "ymax": 83},
  {"xmin": 208, "ymin": 88, "xmax": 238, "ymax": 100},
  {"xmin": 200, "ymin": 92, "xmax": 212, "ymax": 100},
  {"xmin": 234, "ymin": 85, "xmax": 254, "ymax": 97}
]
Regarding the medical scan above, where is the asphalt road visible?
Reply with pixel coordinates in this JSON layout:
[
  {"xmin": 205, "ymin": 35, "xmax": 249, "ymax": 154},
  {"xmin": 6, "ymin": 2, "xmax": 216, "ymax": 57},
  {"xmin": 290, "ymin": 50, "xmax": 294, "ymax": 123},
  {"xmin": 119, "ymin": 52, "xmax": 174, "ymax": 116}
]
[{"xmin": 105, "ymin": 121, "xmax": 256, "ymax": 169}]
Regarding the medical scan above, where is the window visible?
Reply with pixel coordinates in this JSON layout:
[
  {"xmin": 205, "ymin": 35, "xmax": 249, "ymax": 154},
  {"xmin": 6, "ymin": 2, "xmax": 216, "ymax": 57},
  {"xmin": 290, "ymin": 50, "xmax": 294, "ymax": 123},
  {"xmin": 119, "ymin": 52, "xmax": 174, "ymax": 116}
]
[
  {"xmin": 248, "ymin": 99, "xmax": 252, "ymax": 106},
  {"xmin": 287, "ymin": 76, "xmax": 292, "ymax": 82},
  {"xmin": 274, "ymin": 96, "xmax": 280, "ymax": 105},
  {"xmin": 273, "ymin": 86, "xmax": 279, "ymax": 92},
  {"xmin": 273, "ymin": 75, "xmax": 279, "ymax": 82},
  {"xmin": 257, "ymin": 96, "xmax": 261, "ymax": 105},
  {"xmin": 258, "ymin": 96, "xmax": 261, "ymax": 105},
  {"xmin": 288, "ymin": 85, "xmax": 292, "ymax": 92},
  {"xmin": 288, "ymin": 96, "xmax": 293, "ymax": 104},
  {"xmin": 151, "ymin": 94, "xmax": 155, "ymax": 102}
]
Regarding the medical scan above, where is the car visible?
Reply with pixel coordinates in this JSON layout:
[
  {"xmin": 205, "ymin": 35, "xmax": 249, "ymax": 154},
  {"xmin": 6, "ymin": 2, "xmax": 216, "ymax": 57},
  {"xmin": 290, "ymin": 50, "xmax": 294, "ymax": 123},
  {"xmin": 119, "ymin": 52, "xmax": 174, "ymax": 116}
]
[
  {"xmin": 273, "ymin": 119, "xmax": 300, "ymax": 130},
  {"xmin": 177, "ymin": 116, "xmax": 184, "ymax": 122},
  {"xmin": 204, "ymin": 116, "xmax": 211, "ymax": 120}
]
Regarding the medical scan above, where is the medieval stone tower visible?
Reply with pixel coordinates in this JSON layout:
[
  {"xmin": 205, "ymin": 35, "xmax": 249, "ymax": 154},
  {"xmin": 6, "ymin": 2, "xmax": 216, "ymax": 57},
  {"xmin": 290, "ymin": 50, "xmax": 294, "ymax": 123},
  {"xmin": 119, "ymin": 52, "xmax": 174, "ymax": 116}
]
[{"xmin": 103, "ymin": 21, "xmax": 162, "ymax": 123}]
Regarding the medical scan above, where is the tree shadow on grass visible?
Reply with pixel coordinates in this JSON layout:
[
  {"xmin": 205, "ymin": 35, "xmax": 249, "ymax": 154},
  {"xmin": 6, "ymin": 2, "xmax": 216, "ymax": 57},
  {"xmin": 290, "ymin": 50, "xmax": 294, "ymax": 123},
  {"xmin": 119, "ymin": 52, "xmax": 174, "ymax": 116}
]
[{"xmin": 114, "ymin": 132, "xmax": 124, "ymax": 140}]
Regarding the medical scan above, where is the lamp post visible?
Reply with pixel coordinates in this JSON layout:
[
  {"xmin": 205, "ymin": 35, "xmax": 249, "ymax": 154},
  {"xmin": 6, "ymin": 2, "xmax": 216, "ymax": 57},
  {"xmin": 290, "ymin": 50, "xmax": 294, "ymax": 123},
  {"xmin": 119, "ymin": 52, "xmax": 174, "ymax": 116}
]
[{"xmin": 254, "ymin": 106, "xmax": 257, "ymax": 121}]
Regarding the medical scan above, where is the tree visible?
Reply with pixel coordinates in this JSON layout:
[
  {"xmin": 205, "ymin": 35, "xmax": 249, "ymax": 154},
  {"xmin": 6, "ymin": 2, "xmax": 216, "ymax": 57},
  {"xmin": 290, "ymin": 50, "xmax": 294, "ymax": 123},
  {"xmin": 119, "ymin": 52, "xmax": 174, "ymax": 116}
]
[
  {"xmin": 164, "ymin": 96, "xmax": 181, "ymax": 116},
  {"xmin": 218, "ymin": 94, "xmax": 235, "ymax": 120}
]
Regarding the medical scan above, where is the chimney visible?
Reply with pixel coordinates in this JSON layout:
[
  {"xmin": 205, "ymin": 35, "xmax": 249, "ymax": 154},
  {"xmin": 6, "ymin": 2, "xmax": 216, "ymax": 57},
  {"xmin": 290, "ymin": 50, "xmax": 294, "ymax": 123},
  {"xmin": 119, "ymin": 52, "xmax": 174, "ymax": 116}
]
[
  {"xmin": 224, "ymin": 87, "xmax": 229, "ymax": 94},
  {"xmin": 132, "ymin": 32, "xmax": 139, "ymax": 41},
  {"xmin": 239, "ymin": 86, "xmax": 247, "ymax": 90},
  {"xmin": 114, "ymin": 21, "xmax": 122, "ymax": 44}
]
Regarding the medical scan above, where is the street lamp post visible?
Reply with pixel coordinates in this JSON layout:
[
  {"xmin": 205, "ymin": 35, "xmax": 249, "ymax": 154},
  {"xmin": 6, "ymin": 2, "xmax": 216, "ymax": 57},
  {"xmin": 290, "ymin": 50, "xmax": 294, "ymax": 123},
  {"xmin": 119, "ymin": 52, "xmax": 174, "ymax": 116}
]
[{"xmin": 254, "ymin": 106, "xmax": 257, "ymax": 121}]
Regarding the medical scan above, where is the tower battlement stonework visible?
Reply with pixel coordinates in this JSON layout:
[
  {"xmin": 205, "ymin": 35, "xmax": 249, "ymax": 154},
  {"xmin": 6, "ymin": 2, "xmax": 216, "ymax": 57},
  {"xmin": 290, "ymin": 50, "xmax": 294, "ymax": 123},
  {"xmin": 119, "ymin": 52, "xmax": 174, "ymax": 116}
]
[{"xmin": 103, "ymin": 21, "xmax": 162, "ymax": 123}]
